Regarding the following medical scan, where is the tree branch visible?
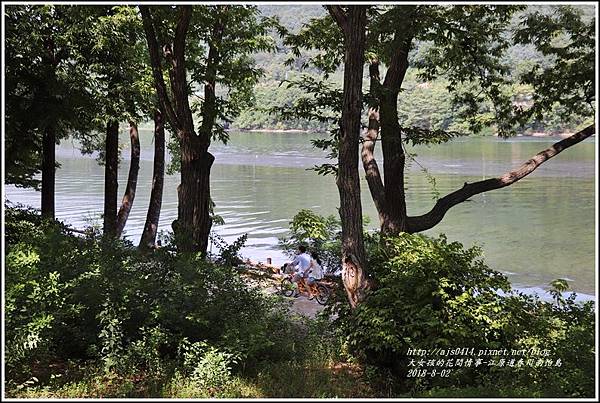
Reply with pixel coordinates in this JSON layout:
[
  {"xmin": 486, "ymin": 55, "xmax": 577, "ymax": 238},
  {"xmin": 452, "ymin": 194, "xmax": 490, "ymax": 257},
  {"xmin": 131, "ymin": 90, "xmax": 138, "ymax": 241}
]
[
  {"xmin": 139, "ymin": 6, "xmax": 180, "ymax": 130},
  {"xmin": 326, "ymin": 5, "xmax": 348, "ymax": 33},
  {"xmin": 362, "ymin": 59, "xmax": 386, "ymax": 224},
  {"xmin": 382, "ymin": 34, "xmax": 412, "ymax": 91},
  {"xmin": 198, "ymin": 7, "xmax": 226, "ymax": 145},
  {"xmin": 407, "ymin": 124, "xmax": 596, "ymax": 233},
  {"xmin": 172, "ymin": 6, "xmax": 194, "ymax": 132}
]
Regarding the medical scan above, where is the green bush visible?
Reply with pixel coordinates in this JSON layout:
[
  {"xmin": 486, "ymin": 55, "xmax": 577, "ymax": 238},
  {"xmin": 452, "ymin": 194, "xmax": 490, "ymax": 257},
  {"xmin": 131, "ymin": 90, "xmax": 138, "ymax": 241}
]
[
  {"xmin": 330, "ymin": 234, "xmax": 511, "ymax": 386},
  {"xmin": 6, "ymin": 205, "xmax": 594, "ymax": 398},
  {"xmin": 4, "ymin": 205, "xmax": 297, "ymax": 387},
  {"xmin": 279, "ymin": 209, "xmax": 342, "ymax": 274},
  {"xmin": 327, "ymin": 232, "xmax": 595, "ymax": 397}
]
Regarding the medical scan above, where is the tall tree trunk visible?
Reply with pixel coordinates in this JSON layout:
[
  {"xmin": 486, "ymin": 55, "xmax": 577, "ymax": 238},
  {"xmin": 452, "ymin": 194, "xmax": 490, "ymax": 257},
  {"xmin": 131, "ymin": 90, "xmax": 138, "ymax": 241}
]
[
  {"xmin": 379, "ymin": 39, "xmax": 411, "ymax": 235},
  {"xmin": 140, "ymin": 110, "xmax": 165, "ymax": 249},
  {"xmin": 41, "ymin": 35, "xmax": 58, "ymax": 221},
  {"xmin": 41, "ymin": 126, "xmax": 56, "ymax": 219},
  {"xmin": 194, "ymin": 149, "xmax": 214, "ymax": 252},
  {"xmin": 115, "ymin": 121, "xmax": 140, "ymax": 237},
  {"xmin": 174, "ymin": 11, "xmax": 222, "ymax": 253},
  {"xmin": 103, "ymin": 120, "xmax": 119, "ymax": 237},
  {"xmin": 141, "ymin": 5, "xmax": 216, "ymax": 254},
  {"xmin": 328, "ymin": 5, "xmax": 369, "ymax": 308}
]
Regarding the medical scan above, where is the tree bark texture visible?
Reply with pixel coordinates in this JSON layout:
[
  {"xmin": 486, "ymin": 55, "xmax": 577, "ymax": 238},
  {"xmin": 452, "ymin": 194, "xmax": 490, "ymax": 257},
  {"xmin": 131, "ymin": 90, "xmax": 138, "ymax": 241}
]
[
  {"xmin": 139, "ymin": 110, "xmax": 166, "ymax": 249},
  {"xmin": 176, "ymin": 133, "xmax": 214, "ymax": 253},
  {"xmin": 41, "ymin": 126, "xmax": 56, "ymax": 219},
  {"xmin": 360, "ymin": 34, "xmax": 413, "ymax": 235},
  {"xmin": 40, "ymin": 35, "xmax": 59, "ymax": 220},
  {"xmin": 141, "ymin": 5, "xmax": 218, "ymax": 253},
  {"xmin": 361, "ymin": 59, "xmax": 387, "ymax": 227},
  {"xmin": 327, "ymin": 5, "xmax": 370, "ymax": 308},
  {"xmin": 379, "ymin": 39, "xmax": 411, "ymax": 235},
  {"xmin": 407, "ymin": 124, "xmax": 596, "ymax": 232},
  {"xmin": 103, "ymin": 120, "xmax": 119, "ymax": 237},
  {"xmin": 115, "ymin": 121, "xmax": 140, "ymax": 237}
]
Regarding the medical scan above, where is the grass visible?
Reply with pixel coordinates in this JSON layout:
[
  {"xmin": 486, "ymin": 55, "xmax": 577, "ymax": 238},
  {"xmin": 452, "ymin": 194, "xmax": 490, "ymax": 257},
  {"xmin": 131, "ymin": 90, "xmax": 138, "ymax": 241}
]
[
  {"xmin": 9, "ymin": 363, "xmax": 553, "ymax": 399},
  {"xmin": 7, "ymin": 359, "xmax": 374, "ymax": 398}
]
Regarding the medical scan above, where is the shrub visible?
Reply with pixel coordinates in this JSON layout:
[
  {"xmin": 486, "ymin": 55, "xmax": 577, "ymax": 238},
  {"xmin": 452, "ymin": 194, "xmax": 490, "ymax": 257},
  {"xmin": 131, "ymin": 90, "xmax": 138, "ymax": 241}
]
[
  {"xmin": 4, "ymin": 205, "xmax": 297, "ymax": 387},
  {"xmin": 279, "ymin": 209, "xmax": 343, "ymax": 275},
  {"xmin": 327, "ymin": 232, "xmax": 595, "ymax": 396}
]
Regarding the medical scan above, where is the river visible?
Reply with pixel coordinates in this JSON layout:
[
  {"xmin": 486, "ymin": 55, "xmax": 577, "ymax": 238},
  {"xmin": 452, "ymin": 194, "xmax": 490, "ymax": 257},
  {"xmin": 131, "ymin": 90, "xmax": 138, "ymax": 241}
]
[{"xmin": 4, "ymin": 130, "xmax": 596, "ymax": 298}]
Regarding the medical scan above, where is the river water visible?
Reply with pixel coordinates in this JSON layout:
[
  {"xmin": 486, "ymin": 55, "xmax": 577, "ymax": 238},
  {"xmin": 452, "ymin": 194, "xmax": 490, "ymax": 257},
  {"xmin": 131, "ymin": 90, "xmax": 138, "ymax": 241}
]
[{"xmin": 4, "ymin": 130, "xmax": 596, "ymax": 297}]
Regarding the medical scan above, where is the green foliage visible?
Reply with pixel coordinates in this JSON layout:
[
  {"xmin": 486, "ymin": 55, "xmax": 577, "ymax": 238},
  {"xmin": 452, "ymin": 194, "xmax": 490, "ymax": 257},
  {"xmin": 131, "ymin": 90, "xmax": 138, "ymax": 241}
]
[
  {"xmin": 327, "ymin": 232, "xmax": 595, "ymax": 396},
  {"xmin": 5, "ymin": 206, "xmax": 595, "ymax": 398},
  {"xmin": 178, "ymin": 339, "xmax": 236, "ymax": 390},
  {"xmin": 412, "ymin": 5, "xmax": 524, "ymax": 136},
  {"xmin": 4, "ymin": 205, "xmax": 291, "ymax": 386},
  {"xmin": 4, "ymin": 5, "xmax": 97, "ymax": 188},
  {"xmin": 279, "ymin": 209, "xmax": 342, "ymax": 275},
  {"xmin": 250, "ymin": 4, "xmax": 592, "ymax": 138},
  {"xmin": 208, "ymin": 233, "xmax": 248, "ymax": 266},
  {"xmin": 512, "ymin": 5, "xmax": 595, "ymax": 124},
  {"xmin": 332, "ymin": 233, "xmax": 511, "ymax": 364}
]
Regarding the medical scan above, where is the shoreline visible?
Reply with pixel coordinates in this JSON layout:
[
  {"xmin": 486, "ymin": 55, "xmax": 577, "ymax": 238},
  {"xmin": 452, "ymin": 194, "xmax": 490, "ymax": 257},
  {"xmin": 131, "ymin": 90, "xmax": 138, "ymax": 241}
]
[
  {"xmin": 235, "ymin": 128, "xmax": 312, "ymax": 133},
  {"xmin": 509, "ymin": 132, "xmax": 587, "ymax": 138},
  {"xmin": 232, "ymin": 128, "xmax": 592, "ymax": 138},
  {"xmin": 241, "ymin": 259, "xmax": 596, "ymax": 304}
]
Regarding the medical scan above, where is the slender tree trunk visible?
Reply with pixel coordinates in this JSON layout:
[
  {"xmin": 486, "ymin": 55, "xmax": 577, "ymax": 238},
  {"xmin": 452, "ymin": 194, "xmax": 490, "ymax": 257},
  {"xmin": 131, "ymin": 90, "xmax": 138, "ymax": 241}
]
[
  {"xmin": 103, "ymin": 120, "xmax": 119, "ymax": 237},
  {"xmin": 140, "ymin": 110, "xmax": 165, "ymax": 249},
  {"xmin": 41, "ymin": 126, "xmax": 56, "ymax": 219},
  {"xmin": 194, "ymin": 150, "xmax": 214, "ymax": 252},
  {"xmin": 115, "ymin": 121, "xmax": 140, "ymax": 237},
  {"xmin": 362, "ymin": 59, "xmax": 387, "ymax": 227},
  {"xmin": 379, "ymin": 91, "xmax": 407, "ymax": 234},
  {"xmin": 379, "ymin": 39, "xmax": 411, "ymax": 235},
  {"xmin": 328, "ymin": 5, "xmax": 370, "ymax": 308}
]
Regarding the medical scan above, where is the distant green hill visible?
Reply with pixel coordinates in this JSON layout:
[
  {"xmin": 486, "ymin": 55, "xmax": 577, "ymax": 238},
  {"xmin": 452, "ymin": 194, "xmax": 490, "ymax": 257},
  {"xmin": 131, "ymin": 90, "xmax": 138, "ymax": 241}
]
[{"xmin": 232, "ymin": 5, "xmax": 593, "ymax": 135}]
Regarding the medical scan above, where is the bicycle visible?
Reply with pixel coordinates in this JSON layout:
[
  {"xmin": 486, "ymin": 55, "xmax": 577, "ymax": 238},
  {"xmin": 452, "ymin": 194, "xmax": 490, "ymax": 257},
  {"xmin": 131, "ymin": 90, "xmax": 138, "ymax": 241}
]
[{"xmin": 280, "ymin": 273, "xmax": 331, "ymax": 305}]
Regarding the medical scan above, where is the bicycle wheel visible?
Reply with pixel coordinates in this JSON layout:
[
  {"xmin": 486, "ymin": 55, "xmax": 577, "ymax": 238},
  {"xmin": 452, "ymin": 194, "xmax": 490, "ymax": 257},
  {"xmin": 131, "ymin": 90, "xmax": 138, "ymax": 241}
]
[
  {"xmin": 315, "ymin": 284, "xmax": 330, "ymax": 305},
  {"xmin": 280, "ymin": 278, "xmax": 295, "ymax": 297}
]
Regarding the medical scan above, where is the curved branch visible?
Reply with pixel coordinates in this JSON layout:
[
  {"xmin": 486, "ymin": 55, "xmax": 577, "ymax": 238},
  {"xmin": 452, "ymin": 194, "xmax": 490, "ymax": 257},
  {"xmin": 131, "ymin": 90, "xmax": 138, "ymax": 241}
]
[
  {"xmin": 362, "ymin": 107, "xmax": 387, "ymax": 220},
  {"xmin": 172, "ymin": 6, "xmax": 193, "ymax": 131},
  {"xmin": 116, "ymin": 122, "xmax": 141, "ymax": 237},
  {"xmin": 139, "ymin": 5, "xmax": 180, "ymax": 130},
  {"xmin": 407, "ymin": 124, "xmax": 595, "ymax": 233},
  {"xmin": 382, "ymin": 35, "xmax": 411, "ymax": 91},
  {"xmin": 326, "ymin": 5, "xmax": 348, "ymax": 33},
  {"xmin": 362, "ymin": 59, "xmax": 386, "ymax": 223}
]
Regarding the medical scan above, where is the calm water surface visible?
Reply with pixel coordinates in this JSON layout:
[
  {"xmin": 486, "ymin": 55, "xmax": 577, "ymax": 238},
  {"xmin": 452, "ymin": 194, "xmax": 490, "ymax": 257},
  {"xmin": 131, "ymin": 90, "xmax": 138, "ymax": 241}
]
[{"xmin": 5, "ymin": 130, "xmax": 596, "ymax": 296}]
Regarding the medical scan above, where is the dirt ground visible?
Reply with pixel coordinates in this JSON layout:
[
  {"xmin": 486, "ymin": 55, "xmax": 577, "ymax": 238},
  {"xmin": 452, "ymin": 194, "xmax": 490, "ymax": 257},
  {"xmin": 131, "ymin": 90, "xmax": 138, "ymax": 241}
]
[{"xmin": 240, "ymin": 265, "xmax": 328, "ymax": 319}]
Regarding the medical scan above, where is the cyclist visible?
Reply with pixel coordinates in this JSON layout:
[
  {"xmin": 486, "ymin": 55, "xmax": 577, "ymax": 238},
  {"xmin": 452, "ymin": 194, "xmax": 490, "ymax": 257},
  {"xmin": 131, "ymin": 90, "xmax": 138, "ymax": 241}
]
[
  {"xmin": 305, "ymin": 252, "xmax": 324, "ymax": 299},
  {"xmin": 289, "ymin": 245, "xmax": 311, "ymax": 297}
]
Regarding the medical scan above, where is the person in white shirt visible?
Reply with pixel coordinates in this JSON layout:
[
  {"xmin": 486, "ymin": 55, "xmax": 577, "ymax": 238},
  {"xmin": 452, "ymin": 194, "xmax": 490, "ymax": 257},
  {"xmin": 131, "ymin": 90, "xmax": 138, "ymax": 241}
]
[
  {"xmin": 289, "ymin": 245, "xmax": 311, "ymax": 297},
  {"xmin": 305, "ymin": 252, "xmax": 324, "ymax": 299}
]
